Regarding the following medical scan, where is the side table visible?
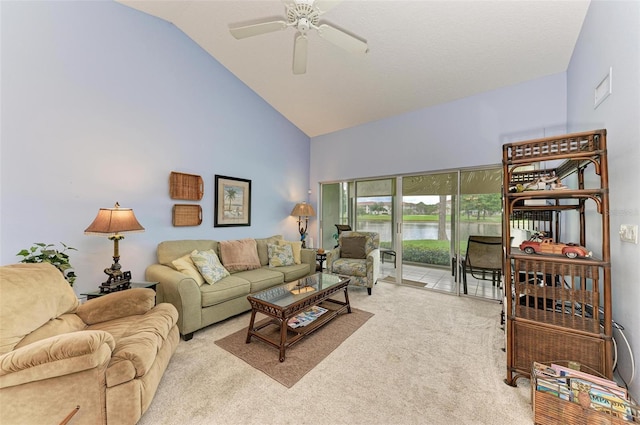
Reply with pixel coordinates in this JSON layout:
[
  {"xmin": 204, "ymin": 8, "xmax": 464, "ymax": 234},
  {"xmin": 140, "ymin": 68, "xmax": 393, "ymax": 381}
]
[
  {"xmin": 81, "ymin": 281, "xmax": 158, "ymax": 301},
  {"xmin": 380, "ymin": 248, "xmax": 396, "ymax": 267}
]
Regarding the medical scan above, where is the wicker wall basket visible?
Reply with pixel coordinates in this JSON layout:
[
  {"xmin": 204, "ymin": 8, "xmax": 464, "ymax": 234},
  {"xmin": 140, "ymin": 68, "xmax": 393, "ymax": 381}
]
[
  {"xmin": 172, "ymin": 204, "xmax": 202, "ymax": 227},
  {"xmin": 170, "ymin": 171, "xmax": 204, "ymax": 200}
]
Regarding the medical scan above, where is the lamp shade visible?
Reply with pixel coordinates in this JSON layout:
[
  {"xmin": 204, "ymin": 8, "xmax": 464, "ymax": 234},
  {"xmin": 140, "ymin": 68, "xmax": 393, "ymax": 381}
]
[
  {"xmin": 84, "ymin": 204, "xmax": 145, "ymax": 235},
  {"xmin": 291, "ymin": 202, "xmax": 316, "ymax": 217}
]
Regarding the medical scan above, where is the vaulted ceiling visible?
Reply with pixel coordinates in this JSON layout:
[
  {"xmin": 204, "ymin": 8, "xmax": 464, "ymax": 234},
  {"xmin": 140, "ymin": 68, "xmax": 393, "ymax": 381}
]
[{"xmin": 117, "ymin": 0, "xmax": 590, "ymax": 137}]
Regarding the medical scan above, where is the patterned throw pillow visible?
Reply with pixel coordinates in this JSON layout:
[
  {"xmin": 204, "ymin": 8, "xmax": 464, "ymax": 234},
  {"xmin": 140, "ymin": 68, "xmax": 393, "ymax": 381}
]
[
  {"xmin": 276, "ymin": 240, "xmax": 302, "ymax": 264},
  {"xmin": 190, "ymin": 249, "xmax": 230, "ymax": 284},
  {"xmin": 172, "ymin": 254, "xmax": 205, "ymax": 286},
  {"xmin": 268, "ymin": 243, "xmax": 295, "ymax": 267}
]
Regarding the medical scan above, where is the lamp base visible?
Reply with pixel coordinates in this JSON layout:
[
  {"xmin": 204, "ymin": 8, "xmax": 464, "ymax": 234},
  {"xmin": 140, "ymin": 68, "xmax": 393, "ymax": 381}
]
[
  {"xmin": 298, "ymin": 225, "xmax": 307, "ymax": 249},
  {"xmin": 99, "ymin": 270, "xmax": 132, "ymax": 293}
]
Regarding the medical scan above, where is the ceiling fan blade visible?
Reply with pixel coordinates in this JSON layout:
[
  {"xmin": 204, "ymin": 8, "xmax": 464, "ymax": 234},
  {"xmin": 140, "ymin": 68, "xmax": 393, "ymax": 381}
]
[
  {"xmin": 317, "ymin": 23, "xmax": 368, "ymax": 54},
  {"xmin": 229, "ymin": 20, "xmax": 288, "ymax": 39},
  {"xmin": 293, "ymin": 34, "xmax": 308, "ymax": 75}
]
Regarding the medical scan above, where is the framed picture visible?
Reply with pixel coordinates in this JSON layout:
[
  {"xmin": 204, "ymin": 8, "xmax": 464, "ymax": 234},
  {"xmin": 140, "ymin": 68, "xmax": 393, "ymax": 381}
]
[{"xmin": 214, "ymin": 175, "xmax": 251, "ymax": 227}]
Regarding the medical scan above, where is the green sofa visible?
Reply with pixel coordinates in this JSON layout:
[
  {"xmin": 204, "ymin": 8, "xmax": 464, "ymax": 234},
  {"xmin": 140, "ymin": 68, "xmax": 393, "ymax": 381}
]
[{"xmin": 145, "ymin": 236, "xmax": 315, "ymax": 340}]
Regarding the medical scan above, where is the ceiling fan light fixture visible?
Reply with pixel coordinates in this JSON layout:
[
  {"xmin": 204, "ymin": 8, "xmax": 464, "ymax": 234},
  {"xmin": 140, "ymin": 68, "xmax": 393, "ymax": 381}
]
[
  {"xmin": 228, "ymin": 0, "xmax": 368, "ymax": 74},
  {"xmin": 297, "ymin": 17, "xmax": 310, "ymax": 33}
]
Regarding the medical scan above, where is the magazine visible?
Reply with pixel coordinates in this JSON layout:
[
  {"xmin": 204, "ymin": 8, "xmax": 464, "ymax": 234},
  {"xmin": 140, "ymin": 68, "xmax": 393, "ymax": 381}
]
[
  {"xmin": 287, "ymin": 306, "xmax": 328, "ymax": 328},
  {"xmin": 532, "ymin": 362, "xmax": 636, "ymax": 421}
]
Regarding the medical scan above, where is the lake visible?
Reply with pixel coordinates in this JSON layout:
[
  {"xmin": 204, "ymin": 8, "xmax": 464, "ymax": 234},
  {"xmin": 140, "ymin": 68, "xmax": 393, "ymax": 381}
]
[{"xmin": 357, "ymin": 220, "xmax": 502, "ymax": 242}]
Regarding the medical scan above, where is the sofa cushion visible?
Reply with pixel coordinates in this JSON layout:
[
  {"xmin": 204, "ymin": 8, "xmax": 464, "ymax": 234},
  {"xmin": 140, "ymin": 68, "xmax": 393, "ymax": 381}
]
[
  {"xmin": 190, "ymin": 249, "xmax": 230, "ymax": 284},
  {"xmin": 233, "ymin": 268, "xmax": 285, "ymax": 293},
  {"xmin": 269, "ymin": 264, "xmax": 312, "ymax": 282},
  {"xmin": 276, "ymin": 240, "xmax": 302, "ymax": 264},
  {"xmin": 0, "ymin": 263, "xmax": 79, "ymax": 355},
  {"xmin": 219, "ymin": 239, "xmax": 261, "ymax": 272},
  {"xmin": 199, "ymin": 275, "xmax": 251, "ymax": 308},
  {"xmin": 76, "ymin": 289, "xmax": 156, "ymax": 326},
  {"xmin": 14, "ymin": 314, "xmax": 87, "ymax": 350},
  {"xmin": 172, "ymin": 254, "xmax": 205, "ymax": 286},
  {"xmin": 255, "ymin": 235, "xmax": 283, "ymax": 266},
  {"xmin": 268, "ymin": 243, "xmax": 295, "ymax": 267},
  {"xmin": 89, "ymin": 304, "xmax": 178, "ymax": 387},
  {"xmin": 157, "ymin": 240, "xmax": 218, "ymax": 267},
  {"xmin": 341, "ymin": 236, "xmax": 367, "ymax": 259}
]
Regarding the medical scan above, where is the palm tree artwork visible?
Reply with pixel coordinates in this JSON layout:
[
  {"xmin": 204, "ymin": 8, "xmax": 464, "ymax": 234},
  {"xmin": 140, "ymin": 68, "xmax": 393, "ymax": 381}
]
[
  {"xmin": 224, "ymin": 185, "xmax": 243, "ymax": 218},
  {"xmin": 214, "ymin": 175, "xmax": 251, "ymax": 227}
]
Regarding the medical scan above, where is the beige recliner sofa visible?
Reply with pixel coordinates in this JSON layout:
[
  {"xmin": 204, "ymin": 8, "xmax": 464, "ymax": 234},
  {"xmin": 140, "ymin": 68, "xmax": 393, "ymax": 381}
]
[
  {"xmin": 145, "ymin": 235, "xmax": 316, "ymax": 340},
  {"xmin": 0, "ymin": 263, "xmax": 179, "ymax": 425}
]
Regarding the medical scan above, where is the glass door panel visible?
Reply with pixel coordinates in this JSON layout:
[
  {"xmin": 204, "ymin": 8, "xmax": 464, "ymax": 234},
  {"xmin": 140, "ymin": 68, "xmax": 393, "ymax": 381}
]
[
  {"xmin": 456, "ymin": 168, "xmax": 503, "ymax": 299},
  {"xmin": 354, "ymin": 178, "xmax": 395, "ymax": 281},
  {"xmin": 354, "ymin": 178, "xmax": 395, "ymax": 254},
  {"xmin": 401, "ymin": 172, "xmax": 458, "ymax": 293}
]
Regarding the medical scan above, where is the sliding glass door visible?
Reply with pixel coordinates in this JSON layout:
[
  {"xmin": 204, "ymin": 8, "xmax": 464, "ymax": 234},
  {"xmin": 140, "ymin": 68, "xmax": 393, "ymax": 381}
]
[{"xmin": 319, "ymin": 166, "xmax": 502, "ymax": 300}]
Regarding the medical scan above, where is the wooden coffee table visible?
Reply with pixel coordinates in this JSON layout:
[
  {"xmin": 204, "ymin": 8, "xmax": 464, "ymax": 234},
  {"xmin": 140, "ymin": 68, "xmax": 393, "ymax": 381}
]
[{"xmin": 246, "ymin": 273, "xmax": 351, "ymax": 362}]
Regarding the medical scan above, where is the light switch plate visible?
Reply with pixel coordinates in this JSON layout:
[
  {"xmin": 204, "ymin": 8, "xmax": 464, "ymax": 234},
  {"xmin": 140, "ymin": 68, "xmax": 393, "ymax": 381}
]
[
  {"xmin": 595, "ymin": 67, "xmax": 612, "ymax": 108},
  {"xmin": 619, "ymin": 224, "xmax": 638, "ymax": 244}
]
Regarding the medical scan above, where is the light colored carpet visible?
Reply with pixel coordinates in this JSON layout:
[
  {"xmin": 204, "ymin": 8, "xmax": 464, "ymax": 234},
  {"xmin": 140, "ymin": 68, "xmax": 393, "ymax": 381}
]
[
  {"xmin": 139, "ymin": 281, "xmax": 532, "ymax": 425},
  {"xmin": 214, "ymin": 307, "xmax": 374, "ymax": 388}
]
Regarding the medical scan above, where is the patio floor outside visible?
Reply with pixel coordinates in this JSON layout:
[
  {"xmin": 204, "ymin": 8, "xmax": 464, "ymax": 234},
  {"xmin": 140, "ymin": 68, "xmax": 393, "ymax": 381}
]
[{"xmin": 379, "ymin": 261, "xmax": 503, "ymax": 301}]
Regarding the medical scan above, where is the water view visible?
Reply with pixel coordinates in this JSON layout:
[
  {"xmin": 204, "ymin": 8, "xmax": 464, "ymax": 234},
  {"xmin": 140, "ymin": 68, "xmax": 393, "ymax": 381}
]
[{"xmin": 357, "ymin": 220, "xmax": 501, "ymax": 243}]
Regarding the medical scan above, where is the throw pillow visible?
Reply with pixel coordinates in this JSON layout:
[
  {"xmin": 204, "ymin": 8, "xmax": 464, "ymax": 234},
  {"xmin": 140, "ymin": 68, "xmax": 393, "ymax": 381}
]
[
  {"xmin": 172, "ymin": 254, "xmax": 205, "ymax": 286},
  {"xmin": 276, "ymin": 240, "xmax": 302, "ymax": 264},
  {"xmin": 255, "ymin": 235, "xmax": 283, "ymax": 266},
  {"xmin": 190, "ymin": 249, "xmax": 230, "ymax": 284},
  {"xmin": 267, "ymin": 243, "xmax": 295, "ymax": 267},
  {"xmin": 219, "ymin": 239, "xmax": 261, "ymax": 272},
  {"xmin": 341, "ymin": 236, "xmax": 367, "ymax": 259}
]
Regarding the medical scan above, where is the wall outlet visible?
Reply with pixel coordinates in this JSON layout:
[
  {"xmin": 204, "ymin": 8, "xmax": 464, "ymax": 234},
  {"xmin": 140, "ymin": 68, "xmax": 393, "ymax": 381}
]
[{"xmin": 619, "ymin": 224, "xmax": 638, "ymax": 244}]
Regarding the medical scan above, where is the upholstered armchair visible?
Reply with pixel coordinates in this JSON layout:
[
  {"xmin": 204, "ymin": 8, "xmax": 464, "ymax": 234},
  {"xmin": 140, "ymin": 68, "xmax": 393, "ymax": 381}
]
[
  {"xmin": 326, "ymin": 231, "xmax": 380, "ymax": 295},
  {"xmin": 0, "ymin": 263, "xmax": 179, "ymax": 425}
]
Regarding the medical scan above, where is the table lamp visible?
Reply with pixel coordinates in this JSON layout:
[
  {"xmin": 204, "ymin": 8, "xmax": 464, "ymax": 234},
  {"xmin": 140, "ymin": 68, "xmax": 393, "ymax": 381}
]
[
  {"xmin": 291, "ymin": 202, "xmax": 315, "ymax": 248},
  {"xmin": 84, "ymin": 202, "xmax": 145, "ymax": 292}
]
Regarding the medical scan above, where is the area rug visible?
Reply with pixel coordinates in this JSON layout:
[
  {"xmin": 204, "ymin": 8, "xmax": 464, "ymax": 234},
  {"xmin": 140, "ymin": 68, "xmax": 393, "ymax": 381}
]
[{"xmin": 214, "ymin": 308, "xmax": 374, "ymax": 388}]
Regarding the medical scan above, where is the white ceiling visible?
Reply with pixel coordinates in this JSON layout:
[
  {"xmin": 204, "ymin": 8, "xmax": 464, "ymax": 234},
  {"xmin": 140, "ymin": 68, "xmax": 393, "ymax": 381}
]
[{"xmin": 117, "ymin": 0, "xmax": 590, "ymax": 137}]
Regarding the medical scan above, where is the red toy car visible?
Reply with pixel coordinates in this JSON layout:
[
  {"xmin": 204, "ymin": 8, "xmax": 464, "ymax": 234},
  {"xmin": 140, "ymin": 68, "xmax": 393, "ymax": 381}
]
[{"xmin": 519, "ymin": 237, "xmax": 592, "ymax": 258}]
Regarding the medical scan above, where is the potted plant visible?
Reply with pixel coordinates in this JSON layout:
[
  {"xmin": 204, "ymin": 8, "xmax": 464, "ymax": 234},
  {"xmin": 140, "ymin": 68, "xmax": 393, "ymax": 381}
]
[{"xmin": 17, "ymin": 242, "xmax": 77, "ymax": 286}]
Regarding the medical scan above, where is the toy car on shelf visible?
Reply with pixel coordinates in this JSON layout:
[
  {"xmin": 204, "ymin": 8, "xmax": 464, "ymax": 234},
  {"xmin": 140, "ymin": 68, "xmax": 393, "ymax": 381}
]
[{"xmin": 519, "ymin": 237, "xmax": 592, "ymax": 258}]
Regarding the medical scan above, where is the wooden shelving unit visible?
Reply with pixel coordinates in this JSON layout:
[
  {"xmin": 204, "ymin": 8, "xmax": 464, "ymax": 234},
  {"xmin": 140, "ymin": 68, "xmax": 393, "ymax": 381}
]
[{"xmin": 502, "ymin": 129, "xmax": 612, "ymax": 386}]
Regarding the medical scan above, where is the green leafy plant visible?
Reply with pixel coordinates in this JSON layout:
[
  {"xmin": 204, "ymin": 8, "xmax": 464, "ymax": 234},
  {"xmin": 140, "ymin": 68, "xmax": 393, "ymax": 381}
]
[{"xmin": 17, "ymin": 242, "xmax": 77, "ymax": 286}]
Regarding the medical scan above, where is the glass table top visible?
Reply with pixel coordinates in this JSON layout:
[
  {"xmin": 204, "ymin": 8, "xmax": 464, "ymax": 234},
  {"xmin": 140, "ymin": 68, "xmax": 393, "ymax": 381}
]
[{"xmin": 249, "ymin": 273, "xmax": 349, "ymax": 308}]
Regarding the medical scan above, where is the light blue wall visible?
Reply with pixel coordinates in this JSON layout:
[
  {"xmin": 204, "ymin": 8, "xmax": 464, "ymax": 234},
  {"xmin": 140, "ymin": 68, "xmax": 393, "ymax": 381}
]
[
  {"xmin": 0, "ymin": 1, "xmax": 310, "ymax": 295},
  {"xmin": 309, "ymin": 72, "xmax": 568, "ymax": 235},
  {"xmin": 567, "ymin": 0, "xmax": 640, "ymax": 399},
  {"xmin": 311, "ymin": 72, "xmax": 567, "ymax": 181}
]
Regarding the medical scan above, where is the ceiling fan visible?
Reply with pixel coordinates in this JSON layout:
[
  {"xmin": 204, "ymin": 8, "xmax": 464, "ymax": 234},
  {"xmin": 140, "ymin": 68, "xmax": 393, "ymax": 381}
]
[{"xmin": 229, "ymin": 0, "xmax": 369, "ymax": 75}]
